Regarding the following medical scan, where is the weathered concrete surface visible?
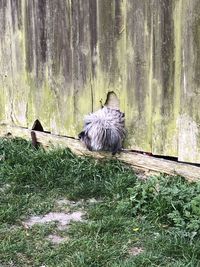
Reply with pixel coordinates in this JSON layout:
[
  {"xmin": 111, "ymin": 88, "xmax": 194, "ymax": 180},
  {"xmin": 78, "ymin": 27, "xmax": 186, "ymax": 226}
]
[{"xmin": 0, "ymin": 0, "xmax": 200, "ymax": 163}]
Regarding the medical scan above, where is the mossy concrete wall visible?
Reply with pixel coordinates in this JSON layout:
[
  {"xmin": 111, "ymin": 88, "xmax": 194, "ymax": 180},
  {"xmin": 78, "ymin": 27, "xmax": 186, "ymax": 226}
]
[{"xmin": 0, "ymin": 0, "xmax": 200, "ymax": 163}]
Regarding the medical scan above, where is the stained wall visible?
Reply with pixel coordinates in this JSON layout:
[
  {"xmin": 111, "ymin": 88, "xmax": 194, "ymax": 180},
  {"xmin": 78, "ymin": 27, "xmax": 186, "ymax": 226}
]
[{"xmin": 0, "ymin": 0, "xmax": 200, "ymax": 163}]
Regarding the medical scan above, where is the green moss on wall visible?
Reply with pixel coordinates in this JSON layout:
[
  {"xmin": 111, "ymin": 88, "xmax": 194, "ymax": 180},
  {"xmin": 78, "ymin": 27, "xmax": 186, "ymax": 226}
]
[{"xmin": 0, "ymin": 0, "xmax": 200, "ymax": 163}]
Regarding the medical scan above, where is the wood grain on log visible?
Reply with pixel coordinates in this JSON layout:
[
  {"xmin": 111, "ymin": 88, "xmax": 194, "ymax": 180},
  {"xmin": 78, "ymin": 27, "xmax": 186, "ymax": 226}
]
[{"xmin": 0, "ymin": 124, "xmax": 199, "ymax": 182}]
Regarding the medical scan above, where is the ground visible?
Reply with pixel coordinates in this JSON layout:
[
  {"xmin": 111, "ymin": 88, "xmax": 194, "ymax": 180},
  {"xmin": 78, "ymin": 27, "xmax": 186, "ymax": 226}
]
[{"xmin": 1, "ymin": 138, "xmax": 200, "ymax": 267}]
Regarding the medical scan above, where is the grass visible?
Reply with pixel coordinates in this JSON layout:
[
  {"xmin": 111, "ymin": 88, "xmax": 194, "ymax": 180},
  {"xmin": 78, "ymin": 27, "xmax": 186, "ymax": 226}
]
[{"xmin": 1, "ymin": 138, "xmax": 200, "ymax": 266}]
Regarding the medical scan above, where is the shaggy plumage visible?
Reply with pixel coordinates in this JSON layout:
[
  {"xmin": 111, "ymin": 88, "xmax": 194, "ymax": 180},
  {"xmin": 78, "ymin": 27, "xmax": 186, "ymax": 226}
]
[{"xmin": 78, "ymin": 107, "xmax": 125, "ymax": 155}]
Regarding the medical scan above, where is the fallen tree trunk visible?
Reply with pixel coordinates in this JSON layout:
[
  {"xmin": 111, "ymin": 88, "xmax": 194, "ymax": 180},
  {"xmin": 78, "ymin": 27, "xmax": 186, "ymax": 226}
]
[{"xmin": 0, "ymin": 124, "xmax": 200, "ymax": 182}]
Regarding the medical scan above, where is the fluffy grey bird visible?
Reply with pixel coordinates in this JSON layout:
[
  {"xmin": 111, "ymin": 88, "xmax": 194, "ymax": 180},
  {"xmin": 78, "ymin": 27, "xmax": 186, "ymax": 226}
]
[{"xmin": 78, "ymin": 106, "xmax": 125, "ymax": 155}]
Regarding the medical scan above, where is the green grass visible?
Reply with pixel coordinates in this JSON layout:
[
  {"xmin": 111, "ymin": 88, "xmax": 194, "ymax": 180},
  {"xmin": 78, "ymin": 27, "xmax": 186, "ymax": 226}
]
[{"xmin": 1, "ymin": 138, "xmax": 200, "ymax": 266}]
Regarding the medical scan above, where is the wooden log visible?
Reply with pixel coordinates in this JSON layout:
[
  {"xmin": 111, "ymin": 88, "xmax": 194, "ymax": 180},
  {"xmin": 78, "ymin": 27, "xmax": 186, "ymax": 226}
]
[{"xmin": 0, "ymin": 123, "xmax": 200, "ymax": 182}]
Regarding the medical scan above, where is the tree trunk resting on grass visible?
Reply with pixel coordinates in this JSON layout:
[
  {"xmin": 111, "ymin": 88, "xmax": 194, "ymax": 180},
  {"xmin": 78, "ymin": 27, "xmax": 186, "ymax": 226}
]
[{"xmin": 0, "ymin": 124, "xmax": 200, "ymax": 182}]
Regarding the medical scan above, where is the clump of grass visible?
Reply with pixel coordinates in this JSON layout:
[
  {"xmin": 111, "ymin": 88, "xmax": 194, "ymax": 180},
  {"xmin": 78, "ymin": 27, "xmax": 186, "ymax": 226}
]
[
  {"xmin": 127, "ymin": 175, "xmax": 200, "ymax": 235},
  {"xmin": 1, "ymin": 138, "xmax": 200, "ymax": 267},
  {"xmin": 0, "ymin": 138, "xmax": 136, "ymax": 199}
]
